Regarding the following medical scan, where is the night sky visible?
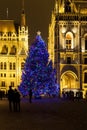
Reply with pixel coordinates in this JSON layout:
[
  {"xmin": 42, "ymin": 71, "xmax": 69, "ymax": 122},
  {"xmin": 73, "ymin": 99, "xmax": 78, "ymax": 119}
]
[{"xmin": 0, "ymin": 0, "xmax": 55, "ymax": 43}]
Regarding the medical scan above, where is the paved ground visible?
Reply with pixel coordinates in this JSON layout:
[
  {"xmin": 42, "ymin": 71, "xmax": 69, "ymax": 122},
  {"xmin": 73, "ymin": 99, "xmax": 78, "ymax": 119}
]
[{"xmin": 0, "ymin": 97, "xmax": 87, "ymax": 130}]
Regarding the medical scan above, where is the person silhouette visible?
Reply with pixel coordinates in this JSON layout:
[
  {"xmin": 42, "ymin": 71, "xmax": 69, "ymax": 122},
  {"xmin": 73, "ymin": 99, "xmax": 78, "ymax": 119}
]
[
  {"xmin": 8, "ymin": 86, "xmax": 14, "ymax": 112},
  {"xmin": 14, "ymin": 89, "xmax": 21, "ymax": 112}
]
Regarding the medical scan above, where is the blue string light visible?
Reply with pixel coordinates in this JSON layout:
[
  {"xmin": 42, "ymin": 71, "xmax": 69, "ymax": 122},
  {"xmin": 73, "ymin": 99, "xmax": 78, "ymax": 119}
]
[{"xmin": 19, "ymin": 33, "xmax": 59, "ymax": 97}]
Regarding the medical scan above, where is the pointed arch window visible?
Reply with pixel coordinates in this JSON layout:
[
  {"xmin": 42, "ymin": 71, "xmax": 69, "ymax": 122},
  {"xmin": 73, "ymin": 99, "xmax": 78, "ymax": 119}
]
[
  {"xmin": 10, "ymin": 45, "xmax": 16, "ymax": 55},
  {"xmin": 1, "ymin": 45, "xmax": 8, "ymax": 54}
]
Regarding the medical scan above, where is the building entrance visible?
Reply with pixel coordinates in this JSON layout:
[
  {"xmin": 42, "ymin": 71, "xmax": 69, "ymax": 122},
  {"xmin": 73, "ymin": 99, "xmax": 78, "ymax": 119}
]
[{"xmin": 60, "ymin": 71, "xmax": 79, "ymax": 96}]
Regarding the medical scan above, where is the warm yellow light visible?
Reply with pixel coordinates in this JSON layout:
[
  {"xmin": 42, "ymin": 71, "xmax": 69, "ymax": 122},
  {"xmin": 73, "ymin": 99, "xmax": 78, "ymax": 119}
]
[
  {"xmin": 62, "ymin": 27, "xmax": 66, "ymax": 33},
  {"xmin": 72, "ymin": 27, "xmax": 77, "ymax": 33},
  {"xmin": 64, "ymin": 85, "xmax": 68, "ymax": 88}
]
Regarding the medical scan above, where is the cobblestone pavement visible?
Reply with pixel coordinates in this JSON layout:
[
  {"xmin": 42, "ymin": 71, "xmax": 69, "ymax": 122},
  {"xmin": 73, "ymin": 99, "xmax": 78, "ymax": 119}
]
[{"xmin": 0, "ymin": 97, "xmax": 87, "ymax": 130}]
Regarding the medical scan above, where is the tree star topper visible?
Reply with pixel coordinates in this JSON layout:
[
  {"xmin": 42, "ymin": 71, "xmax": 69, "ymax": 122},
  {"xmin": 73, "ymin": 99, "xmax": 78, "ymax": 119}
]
[{"xmin": 37, "ymin": 31, "xmax": 41, "ymax": 35}]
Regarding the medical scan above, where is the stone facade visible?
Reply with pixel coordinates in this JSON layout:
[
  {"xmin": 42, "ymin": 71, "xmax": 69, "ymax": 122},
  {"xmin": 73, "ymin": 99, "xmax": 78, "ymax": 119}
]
[
  {"xmin": 48, "ymin": 0, "xmax": 87, "ymax": 97},
  {"xmin": 0, "ymin": 0, "xmax": 28, "ymax": 92}
]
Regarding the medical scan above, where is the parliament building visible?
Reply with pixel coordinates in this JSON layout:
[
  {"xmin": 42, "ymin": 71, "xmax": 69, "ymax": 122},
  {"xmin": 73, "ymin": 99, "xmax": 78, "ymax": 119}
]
[
  {"xmin": 0, "ymin": 0, "xmax": 28, "ymax": 92},
  {"xmin": 48, "ymin": 0, "xmax": 87, "ymax": 97}
]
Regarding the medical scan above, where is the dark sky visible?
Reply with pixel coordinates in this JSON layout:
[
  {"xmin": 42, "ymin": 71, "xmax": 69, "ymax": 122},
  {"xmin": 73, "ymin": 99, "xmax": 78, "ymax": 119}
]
[{"xmin": 0, "ymin": 0, "xmax": 55, "ymax": 43}]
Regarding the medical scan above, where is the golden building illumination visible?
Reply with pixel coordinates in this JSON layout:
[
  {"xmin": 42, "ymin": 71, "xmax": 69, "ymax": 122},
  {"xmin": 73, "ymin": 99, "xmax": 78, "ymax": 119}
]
[
  {"xmin": 48, "ymin": 0, "xmax": 87, "ymax": 97},
  {"xmin": 0, "ymin": 0, "xmax": 28, "ymax": 92}
]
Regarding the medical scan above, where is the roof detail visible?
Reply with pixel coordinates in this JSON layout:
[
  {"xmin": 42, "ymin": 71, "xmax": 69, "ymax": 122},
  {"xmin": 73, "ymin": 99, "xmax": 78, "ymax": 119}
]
[{"xmin": 0, "ymin": 20, "xmax": 16, "ymax": 33}]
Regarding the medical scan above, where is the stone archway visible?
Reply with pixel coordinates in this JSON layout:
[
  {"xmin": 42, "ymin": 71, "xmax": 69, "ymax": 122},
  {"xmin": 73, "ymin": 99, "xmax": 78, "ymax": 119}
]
[{"xmin": 60, "ymin": 71, "xmax": 79, "ymax": 95}]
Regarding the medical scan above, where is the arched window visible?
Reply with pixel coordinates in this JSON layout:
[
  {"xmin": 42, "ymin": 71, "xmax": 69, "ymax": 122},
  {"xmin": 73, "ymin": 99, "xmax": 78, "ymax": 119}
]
[
  {"xmin": 1, "ymin": 45, "xmax": 8, "ymax": 54},
  {"xmin": 10, "ymin": 46, "xmax": 16, "ymax": 55},
  {"xmin": 65, "ymin": 32, "xmax": 73, "ymax": 49}
]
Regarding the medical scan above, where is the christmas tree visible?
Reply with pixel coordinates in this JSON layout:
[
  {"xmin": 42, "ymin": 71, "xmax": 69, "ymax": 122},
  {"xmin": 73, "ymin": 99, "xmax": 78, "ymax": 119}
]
[{"xmin": 19, "ymin": 32, "xmax": 58, "ymax": 97}]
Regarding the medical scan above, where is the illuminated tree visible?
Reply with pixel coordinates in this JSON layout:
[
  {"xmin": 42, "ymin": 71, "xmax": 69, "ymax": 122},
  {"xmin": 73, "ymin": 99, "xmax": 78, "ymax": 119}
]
[{"xmin": 19, "ymin": 32, "xmax": 58, "ymax": 97}]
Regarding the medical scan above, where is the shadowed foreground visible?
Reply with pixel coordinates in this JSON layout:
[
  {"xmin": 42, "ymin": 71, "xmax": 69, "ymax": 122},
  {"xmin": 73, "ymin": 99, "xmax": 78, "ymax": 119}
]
[{"xmin": 0, "ymin": 97, "xmax": 87, "ymax": 130}]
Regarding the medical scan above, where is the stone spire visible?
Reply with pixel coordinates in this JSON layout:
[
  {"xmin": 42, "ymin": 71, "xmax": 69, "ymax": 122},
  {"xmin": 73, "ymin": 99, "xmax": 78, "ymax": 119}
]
[{"xmin": 21, "ymin": 0, "xmax": 26, "ymax": 26}]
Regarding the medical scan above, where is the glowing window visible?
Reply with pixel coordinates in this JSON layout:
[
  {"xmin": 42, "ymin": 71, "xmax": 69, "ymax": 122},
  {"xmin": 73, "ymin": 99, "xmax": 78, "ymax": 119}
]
[{"xmin": 66, "ymin": 32, "xmax": 72, "ymax": 49}]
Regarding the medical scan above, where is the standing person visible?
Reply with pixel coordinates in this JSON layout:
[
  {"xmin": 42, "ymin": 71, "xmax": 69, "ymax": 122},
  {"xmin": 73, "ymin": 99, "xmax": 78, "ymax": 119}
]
[
  {"xmin": 29, "ymin": 89, "xmax": 32, "ymax": 103},
  {"xmin": 14, "ymin": 89, "xmax": 21, "ymax": 112},
  {"xmin": 8, "ymin": 86, "xmax": 14, "ymax": 112}
]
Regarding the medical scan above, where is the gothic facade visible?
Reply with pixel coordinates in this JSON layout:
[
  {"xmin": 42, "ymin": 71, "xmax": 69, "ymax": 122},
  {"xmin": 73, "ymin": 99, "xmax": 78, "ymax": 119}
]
[
  {"xmin": 0, "ymin": 0, "xmax": 28, "ymax": 92},
  {"xmin": 48, "ymin": 0, "xmax": 87, "ymax": 97}
]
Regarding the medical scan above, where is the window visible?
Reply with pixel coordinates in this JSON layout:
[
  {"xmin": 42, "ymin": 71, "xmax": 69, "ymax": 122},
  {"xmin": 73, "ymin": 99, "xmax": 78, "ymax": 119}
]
[
  {"xmin": 9, "ymin": 62, "xmax": 16, "ymax": 70},
  {"xmin": 13, "ymin": 74, "xmax": 15, "ymax": 77},
  {"xmin": 10, "ymin": 46, "xmax": 16, "ymax": 55},
  {"xmin": 66, "ymin": 40, "xmax": 71, "ymax": 49},
  {"xmin": 85, "ymin": 36, "xmax": 87, "ymax": 50},
  {"xmin": 10, "ymin": 82, "xmax": 14, "ymax": 87},
  {"xmin": 84, "ymin": 58, "xmax": 87, "ymax": 64},
  {"xmin": 21, "ymin": 62, "xmax": 24, "ymax": 70},
  {"xmin": 10, "ymin": 74, "xmax": 12, "ymax": 77},
  {"xmin": 1, "ymin": 45, "xmax": 8, "ymax": 54},
  {"xmin": 4, "ymin": 62, "xmax": 6, "ymax": 69},
  {"xmin": 4, "ymin": 73, "xmax": 6, "ymax": 77},
  {"xmin": 1, "ymin": 73, "xmax": 3, "ymax": 77},
  {"xmin": 0, "ymin": 73, "xmax": 6, "ymax": 77},
  {"xmin": 65, "ymin": 1, "xmax": 71, "ymax": 13},
  {"xmin": 66, "ymin": 32, "xmax": 72, "ymax": 50},
  {"xmin": 67, "ymin": 57, "xmax": 71, "ymax": 64},
  {"xmin": 1, "ymin": 62, "xmax": 3, "ymax": 69},
  {"xmin": 1, "ymin": 81, "xmax": 5, "ymax": 87},
  {"xmin": 21, "ymin": 38, "xmax": 25, "ymax": 41},
  {"xmin": 0, "ymin": 62, "xmax": 7, "ymax": 70},
  {"xmin": 13, "ymin": 63, "xmax": 16, "ymax": 70},
  {"xmin": 84, "ymin": 72, "xmax": 87, "ymax": 83},
  {"xmin": 10, "ymin": 63, "xmax": 12, "ymax": 70}
]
